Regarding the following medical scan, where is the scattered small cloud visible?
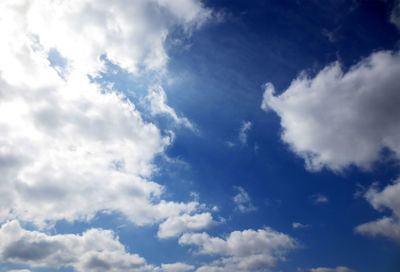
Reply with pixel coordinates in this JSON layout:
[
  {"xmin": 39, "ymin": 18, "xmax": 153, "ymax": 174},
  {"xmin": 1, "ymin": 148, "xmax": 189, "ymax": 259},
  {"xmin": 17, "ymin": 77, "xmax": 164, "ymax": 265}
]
[
  {"xmin": 311, "ymin": 194, "xmax": 329, "ymax": 204},
  {"xmin": 239, "ymin": 121, "xmax": 252, "ymax": 145},
  {"xmin": 355, "ymin": 179, "xmax": 400, "ymax": 243},
  {"xmin": 233, "ymin": 186, "xmax": 256, "ymax": 213},
  {"xmin": 292, "ymin": 222, "xmax": 311, "ymax": 229}
]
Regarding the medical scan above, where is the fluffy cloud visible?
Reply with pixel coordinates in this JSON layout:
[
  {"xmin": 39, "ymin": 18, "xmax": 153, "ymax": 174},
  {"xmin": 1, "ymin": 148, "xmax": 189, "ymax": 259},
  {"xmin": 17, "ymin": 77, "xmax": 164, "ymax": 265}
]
[
  {"xmin": 2, "ymin": 0, "xmax": 211, "ymax": 76},
  {"xmin": 355, "ymin": 179, "xmax": 400, "ymax": 243},
  {"xmin": 161, "ymin": 262, "xmax": 195, "ymax": 272},
  {"xmin": 0, "ymin": 0, "xmax": 214, "ymax": 231},
  {"xmin": 301, "ymin": 266, "xmax": 355, "ymax": 272},
  {"xmin": 157, "ymin": 212, "xmax": 215, "ymax": 239},
  {"xmin": 233, "ymin": 186, "xmax": 256, "ymax": 213},
  {"xmin": 179, "ymin": 228, "xmax": 296, "ymax": 271},
  {"xmin": 261, "ymin": 51, "xmax": 400, "ymax": 171},
  {"xmin": 0, "ymin": 221, "xmax": 156, "ymax": 272}
]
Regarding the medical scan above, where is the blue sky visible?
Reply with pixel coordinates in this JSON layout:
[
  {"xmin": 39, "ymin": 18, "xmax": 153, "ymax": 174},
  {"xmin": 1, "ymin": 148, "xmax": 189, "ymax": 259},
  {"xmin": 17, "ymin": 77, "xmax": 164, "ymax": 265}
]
[{"xmin": 0, "ymin": 0, "xmax": 400, "ymax": 272}]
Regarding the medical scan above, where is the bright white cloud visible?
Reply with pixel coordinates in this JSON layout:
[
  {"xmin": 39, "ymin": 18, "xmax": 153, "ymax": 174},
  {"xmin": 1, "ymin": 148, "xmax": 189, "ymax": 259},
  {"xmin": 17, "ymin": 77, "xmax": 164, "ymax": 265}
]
[
  {"xmin": 239, "ymin": 121, "xmax": 252, "ymax": 144},
  {"xmin": 0, "ymin": 221, "xmax": 157, "ymax": 272},
  {"xmin": 355, "ymin": 179, "xmax": 400, "ymax": 243},
  {"xmin": 157, "ymin": 212, "xmax": 215, "ymax": 239},
  {"xmin": 145, "ymin": 86, "xmax": 194, "ymax": 129},
  {"xmin": 1, "ymin": 0, "xmax": 211, "ymax": 77},
  {"xmin": 261, "ymin": 51, "xmax": 400, "ymax": 172},
  {"xmin": 233, "ymin": 186, "xmax": 256, "ymax": 213},
  {"xmin": 179, "ymin": 228, "xmax": 296, "ymax": 271},
  {"xmin": 0, "ymin": 0, "xmax": 213, "ymax": 230},
  {"xmin": 302, "ymin": 266, "xmax": 356, "ymax": 272},
  {"xmin": 161, "ymin": 262, "xmax": 195, "ymax": 272}
]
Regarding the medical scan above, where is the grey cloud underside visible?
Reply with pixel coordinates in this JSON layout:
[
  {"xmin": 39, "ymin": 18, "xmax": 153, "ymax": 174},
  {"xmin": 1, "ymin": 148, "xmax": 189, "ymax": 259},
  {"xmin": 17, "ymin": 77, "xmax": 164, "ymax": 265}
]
[{"xmin": 262, "ymin": 51, "xmax": 400, "ymax": 172}]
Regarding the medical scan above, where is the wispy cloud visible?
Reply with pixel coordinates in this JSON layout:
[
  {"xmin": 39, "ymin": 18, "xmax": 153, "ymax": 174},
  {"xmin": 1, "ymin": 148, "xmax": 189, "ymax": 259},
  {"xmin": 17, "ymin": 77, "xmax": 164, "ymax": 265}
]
[{"xmin": 233, "ymin": 186, "xmax": 256, "ymax": 213}]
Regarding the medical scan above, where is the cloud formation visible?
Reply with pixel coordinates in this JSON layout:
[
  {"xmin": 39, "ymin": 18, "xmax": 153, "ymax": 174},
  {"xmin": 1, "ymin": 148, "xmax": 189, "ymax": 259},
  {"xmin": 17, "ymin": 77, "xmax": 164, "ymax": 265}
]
[
  {"xmin": 157, "ymin": 212, "xmax": 215, "ymax": 239},
  {"xmin": 0, "ymin": 0, "xmax": 214, "ymax": 231},
  {"xmin": 0, "ymin": 221, "xmax": 155, "ymax": 272},
  {"xmin": 179, "ymin": 228, "xmax": 296, "ymax": 271},
  {"xmin": 355, "ymin": 179, "xmax": 400, "ymax": 243},
  {"xmin": 261, "ymin": 51, "xmax": 400, "ymax": 171}
]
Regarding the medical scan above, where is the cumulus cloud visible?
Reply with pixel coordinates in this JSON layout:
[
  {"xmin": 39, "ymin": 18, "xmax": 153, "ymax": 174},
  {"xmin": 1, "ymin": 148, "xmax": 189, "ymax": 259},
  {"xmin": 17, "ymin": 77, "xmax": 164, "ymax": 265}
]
[
  {"xmin": 0, "ymin": 0, "xmax": 214, "ymax": 230},
  {"xmin": 233, "ymin": 186, "xmax": 256, "ymax": 213},
  {"xmin": 301, "ymin": 266, "xmax": 356, "ymax": 272},
  {"xmin": 239, "ymin": 121, "xmax": 252, "ymax": 144},
  {"xmin": 355, "ymin": 179, "xmax": 400, "ymax": 243},
  {"xmin": 261, "ymin": 51, "xmax": 400, "ymax": 172},
  {"xmin": 179, "ymin": 227, "xmax": 296, "ymax": 271},
  {"xmin": 161, "ymin": 262, "xmax": 195, "ymax": 272},
  {"xmin": 157, "ymin": 212, "xmax": 215, "ymax": 239},
  {"xmin": 0, "ymin": 221, "xmax": 156, "ymax": 272}
]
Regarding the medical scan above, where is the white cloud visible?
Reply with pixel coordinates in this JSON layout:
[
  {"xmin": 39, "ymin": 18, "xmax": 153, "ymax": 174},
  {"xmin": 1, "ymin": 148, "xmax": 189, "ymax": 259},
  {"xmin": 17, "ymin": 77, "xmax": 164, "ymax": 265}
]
[
  {"xmin": 179, "ymin": 227, "xmax": 296, "ymax": 271},
  {"xmin": 157, "ymin": 212, "xmax": 215, "ymax": 239},
  {"xmin": 261, "ymin": 51, "xmax": 400, "ymax": 172},
  {"xmin": 233, "ymin": 186, "xmax": 256, "ymax": 213},
  {"xmin": 161, "ymin": 262, "xmax": 195, "ymax": 272},
  {"xmin": 239, "ymin": 121, "xmax": 252, "ymax": 144},
  {"xmin": 0, "ymin": 221, "xmax": 156, "ymax": 272},
  {"xmin": 301, "ymin": 266, "xmax": 356, "ymax": 272},
  {"xmin": 8, "ymin": 270, "xmax": 31, "ymax": 272},
  {"xmin": 355, "ymin": 179, "xmax": 400, "ymax": 243},
  {"xmin": 0, "ymin": 0, "xmax": 213, "ymax": 229},
  {"xmin": 145, "ymin": 86, "xmax": 194, "ymax": 129},
  {"xmin": 2, "ymin": 0, "xmax": 211, "ymax": 77},
  {"xmin": 292, "ymin": 222, "xmax": 311, "ymax": 229}
]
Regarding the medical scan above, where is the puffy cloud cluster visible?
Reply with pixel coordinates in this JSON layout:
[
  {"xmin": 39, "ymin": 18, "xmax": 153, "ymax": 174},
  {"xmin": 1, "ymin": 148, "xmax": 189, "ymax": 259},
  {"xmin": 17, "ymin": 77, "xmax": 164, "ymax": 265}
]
[
  {"xmin": 158, "ymin": 213, "xmax": 215, "ymax": 239},
  {"xmin": 355, "ymin": 179, "xmax": 400, "ymax": 243},
  {"xmin": 0, "ymin": 0, "xmax": 214, "ymax": 229},
  {"xmin": 261, "ymin": 51, "xmax": 400, "ymax": 172},
  {"xmin": 0, "ymin": 221, "xmax": 154, "ymax": 272},
  {"xmin": 179, "ymin": 228, "xmax": 296, "ymax": 271},
  {"xmin": 1, "ymin": 0, "xmax": 211, "ymax": 77}
]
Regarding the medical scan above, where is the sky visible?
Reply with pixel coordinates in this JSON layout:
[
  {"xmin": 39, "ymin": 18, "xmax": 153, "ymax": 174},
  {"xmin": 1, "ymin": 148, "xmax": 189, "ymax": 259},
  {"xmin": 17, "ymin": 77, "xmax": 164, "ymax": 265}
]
[{"xmin": 0, "ymin": 0, "xmax": 399, "ymax": 272}]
